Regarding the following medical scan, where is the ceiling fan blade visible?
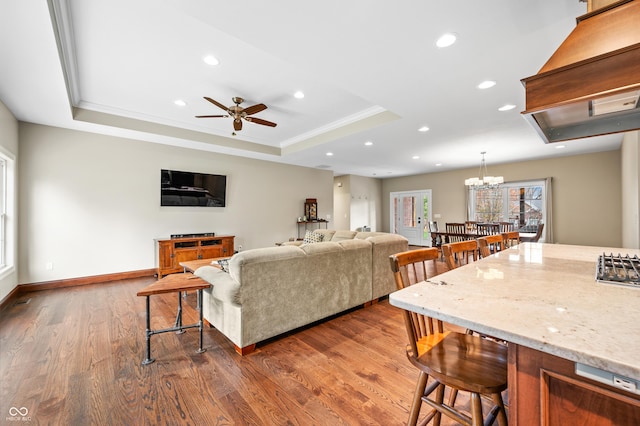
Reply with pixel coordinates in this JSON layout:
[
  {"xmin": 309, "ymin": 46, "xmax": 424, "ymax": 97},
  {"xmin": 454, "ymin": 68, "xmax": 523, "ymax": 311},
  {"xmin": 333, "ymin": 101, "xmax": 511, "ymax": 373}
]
[
  {"xmin": 242, "ymin": 103, "xmax": 267, "ymax": 115},
  {"xmin": 204, "ymin": 97, "xmax": 230, "ymax": 112},
  {"xmin": 234, "ymin": 119, "xmax": 243, "ymax": 131},
  {"xmin": 195, "ymin": 115, "xmax": 228, "ymax": 118},
  {"xmin": 246, "ymin": 117, "xmax": 277, "ymax": 127}
]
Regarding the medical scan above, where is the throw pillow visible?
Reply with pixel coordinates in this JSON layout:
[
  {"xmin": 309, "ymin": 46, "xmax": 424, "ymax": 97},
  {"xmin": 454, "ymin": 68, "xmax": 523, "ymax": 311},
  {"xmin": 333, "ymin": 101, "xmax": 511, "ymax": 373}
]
[
  {"xmin": 303, "ymin": 230, "xmax": 324, "ymax": 244},
  {"xmin": 216, "ymin": 259, "xmax": 229, "ymax": 272}
]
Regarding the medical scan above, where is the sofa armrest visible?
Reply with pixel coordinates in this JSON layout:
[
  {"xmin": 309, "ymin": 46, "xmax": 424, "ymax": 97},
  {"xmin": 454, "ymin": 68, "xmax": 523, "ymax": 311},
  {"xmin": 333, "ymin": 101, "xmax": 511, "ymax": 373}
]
[
  {"xmin": 194, "ymin": 265, "xmax": 241, "ymax": 304},
  {"xmin": 367, "ymin": 234, "xmax": 409, "ymax": 299}
]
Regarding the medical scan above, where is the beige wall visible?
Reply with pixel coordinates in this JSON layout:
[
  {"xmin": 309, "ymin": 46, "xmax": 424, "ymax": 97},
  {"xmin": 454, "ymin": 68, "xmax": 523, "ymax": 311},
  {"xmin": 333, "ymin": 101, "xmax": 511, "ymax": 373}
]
[
  {"xmin": 0, "ymin": 100, "xmax": 18, "ymax": 302},
  {"xmin": 621, "ymin": 131, "xmax": 640, "ymax": 249},
  {"xmin": 333, "ymin": 175, "xmax": 351, "ymax": 230},
  {"xmin": 18, "ymin": 123, "xmax": 333, "ymax": 284},
  {"xmin": 382, "ymin": 150, "xmax": 623, "ymax": 247},
  {"xmin": 332, "ymin": 175, "xmax": 383, "ymax": 231}
]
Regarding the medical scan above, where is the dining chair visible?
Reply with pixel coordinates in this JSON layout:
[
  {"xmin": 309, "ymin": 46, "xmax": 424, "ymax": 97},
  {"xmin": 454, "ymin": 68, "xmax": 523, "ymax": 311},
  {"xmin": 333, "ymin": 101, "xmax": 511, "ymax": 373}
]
[
  {"xmin": 428, "ymin": 221, "xmax": 444, "ymax": 258},
  {"xmin": 442, "ymin": 240, "xmax": 479, "ymax": 270},
  {"xmin": 477, "ymin": 234, "xmax": 505, "ymax": 258},
  {"xmin": 445, "ymin": 222, "xmax": 468, "ymax": 243},
  {"xmin": 520, "ymin": 223, "xmax": 544, "ymax": 242},
  {"xmin": 389, "ymin": 248, "xmax": 508, "ymax": 426},
  {"xmin": 465, "ymin": 221, "xmax": 478, "ymax": 232},
  {"xmin": 477, "ymin": 223, "xmax": 500, "ymax": 236},
  {"xmin": 498, "ymin": 222, "xmax": 514, "ymax": 233},
  {"xmin": 501, "ymin": 231, "xmax": 520, "ymax": 248}
]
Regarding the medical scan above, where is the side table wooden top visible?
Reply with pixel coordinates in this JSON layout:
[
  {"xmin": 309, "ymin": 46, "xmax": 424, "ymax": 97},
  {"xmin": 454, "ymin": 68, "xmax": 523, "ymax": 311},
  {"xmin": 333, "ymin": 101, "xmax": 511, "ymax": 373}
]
[
  {"xmin": 179, "ymin": 257, "xmax": 231, "ymax": 273},
  {"xmin": 137, "ymin": 273, "xmax": 210, "ymax": 297}
]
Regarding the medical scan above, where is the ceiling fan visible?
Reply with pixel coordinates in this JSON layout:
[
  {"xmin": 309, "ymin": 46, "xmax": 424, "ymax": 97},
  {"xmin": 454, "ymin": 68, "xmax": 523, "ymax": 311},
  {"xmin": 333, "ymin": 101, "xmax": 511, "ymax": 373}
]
[{"xmin": 196, "ymin": 96, "xmax": 277, "ymax": 132}]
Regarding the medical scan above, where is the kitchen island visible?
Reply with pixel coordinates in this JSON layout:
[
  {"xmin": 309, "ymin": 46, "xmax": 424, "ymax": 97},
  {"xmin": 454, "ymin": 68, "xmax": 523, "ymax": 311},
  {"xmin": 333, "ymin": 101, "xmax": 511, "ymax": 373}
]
[{"xmin": 389, "ymin": 243, "xmax": 640, "ymax": 424}]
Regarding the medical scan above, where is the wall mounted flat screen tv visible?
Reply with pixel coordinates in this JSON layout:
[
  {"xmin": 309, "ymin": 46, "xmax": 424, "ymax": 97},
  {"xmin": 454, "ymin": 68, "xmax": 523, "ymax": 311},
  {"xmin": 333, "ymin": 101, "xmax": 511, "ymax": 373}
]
[{"xmin": 161, "ymin": 169, "xmax": 226, "ymax": 207}]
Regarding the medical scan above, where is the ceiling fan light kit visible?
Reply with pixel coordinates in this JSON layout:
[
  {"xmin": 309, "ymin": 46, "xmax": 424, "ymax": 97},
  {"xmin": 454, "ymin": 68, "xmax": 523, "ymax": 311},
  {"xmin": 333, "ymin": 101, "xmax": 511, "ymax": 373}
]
[{"xmin": 196, "ymin": 96, "xmax": 277, "ymax": 132}]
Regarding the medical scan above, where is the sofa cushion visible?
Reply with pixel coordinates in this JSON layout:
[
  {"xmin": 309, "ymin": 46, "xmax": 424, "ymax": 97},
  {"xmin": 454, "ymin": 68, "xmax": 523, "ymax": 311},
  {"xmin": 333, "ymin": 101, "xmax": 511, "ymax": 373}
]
[
  {"xmin": 312, "ymin": 229, "xmax": 336, "ymax": 241},
  {"xmin": 330, "ymin": 230, "xmax": 358, "ymax": 241},
  {"xmin": 303, "ymin": 230, "xmax": 324, "ymax": 244}
]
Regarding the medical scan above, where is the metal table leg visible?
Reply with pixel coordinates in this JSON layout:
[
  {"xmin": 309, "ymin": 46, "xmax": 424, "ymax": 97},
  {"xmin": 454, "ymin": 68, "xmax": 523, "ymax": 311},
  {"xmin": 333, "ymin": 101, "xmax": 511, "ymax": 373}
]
[
  {"xmin": 142, "ymin": 296, "xmax": 155, "ymax": 365},
  {"xmin": 196, "ymin": 288, "xmax": 206, "ymax": 354},
  {"xmin": 174, "ymin": 291, "xmax": 185, "ymax": 334}
]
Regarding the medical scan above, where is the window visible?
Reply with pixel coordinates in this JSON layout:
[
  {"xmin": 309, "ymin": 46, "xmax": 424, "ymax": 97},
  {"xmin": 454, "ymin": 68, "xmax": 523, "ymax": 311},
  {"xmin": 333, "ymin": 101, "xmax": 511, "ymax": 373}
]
[{"xmin": 469, "ymin": 180, "xmax": 545, "ymax": 230}]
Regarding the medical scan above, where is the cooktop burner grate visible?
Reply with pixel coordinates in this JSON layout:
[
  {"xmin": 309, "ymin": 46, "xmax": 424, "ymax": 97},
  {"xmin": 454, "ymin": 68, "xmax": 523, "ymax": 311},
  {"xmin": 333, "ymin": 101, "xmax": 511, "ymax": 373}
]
[{"xmin": 596, "ymin": 253, "xmax": 640, "ymax": 288}]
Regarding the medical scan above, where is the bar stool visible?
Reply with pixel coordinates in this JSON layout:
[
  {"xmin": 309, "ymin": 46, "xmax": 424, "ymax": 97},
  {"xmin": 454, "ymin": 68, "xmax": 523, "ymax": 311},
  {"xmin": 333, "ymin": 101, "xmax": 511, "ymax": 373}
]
[
  {"xmin": 442, "ymin": 240, "xmax": 479, "ymax": 269},
  {"xmin": 390, "ymin": 248, "xmax": 508, "ymax": 426},
  {"xmin": 477, "ymin": 234, "xmax": 505, "ymax": 258},
  {"xmin": 501, "ymin": 231, "xmax": 520, "ymax": 249}
]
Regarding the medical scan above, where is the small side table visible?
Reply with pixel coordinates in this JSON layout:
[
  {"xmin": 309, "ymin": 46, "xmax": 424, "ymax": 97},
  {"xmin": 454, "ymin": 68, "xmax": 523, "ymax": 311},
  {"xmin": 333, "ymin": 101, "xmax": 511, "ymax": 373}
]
[{"xmin": 136, "ymin": 273, "xmax": 211, "ymax": 365}]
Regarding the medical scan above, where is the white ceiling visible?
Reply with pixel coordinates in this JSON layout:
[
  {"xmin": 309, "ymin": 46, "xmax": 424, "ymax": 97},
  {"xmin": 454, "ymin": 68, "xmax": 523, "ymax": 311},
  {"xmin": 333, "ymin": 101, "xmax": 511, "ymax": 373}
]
[{"xmin": 0, "ymin": 0, "xmax": 623, "ymax": 177}]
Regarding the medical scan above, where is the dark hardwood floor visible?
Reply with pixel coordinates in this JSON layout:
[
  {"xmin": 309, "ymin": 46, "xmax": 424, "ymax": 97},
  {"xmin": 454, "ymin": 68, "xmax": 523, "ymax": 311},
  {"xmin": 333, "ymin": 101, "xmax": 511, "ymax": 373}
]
[{"xmin": 1, "ymin": 258, "xmax": 489, "ymax": 425}]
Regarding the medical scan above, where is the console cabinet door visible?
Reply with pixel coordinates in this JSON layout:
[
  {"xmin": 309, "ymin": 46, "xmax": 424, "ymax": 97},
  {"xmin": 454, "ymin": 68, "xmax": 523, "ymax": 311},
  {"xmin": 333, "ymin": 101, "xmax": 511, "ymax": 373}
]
[{"xmin": 199, "ymin": 245, "xmax": 223, "ymax": 259}]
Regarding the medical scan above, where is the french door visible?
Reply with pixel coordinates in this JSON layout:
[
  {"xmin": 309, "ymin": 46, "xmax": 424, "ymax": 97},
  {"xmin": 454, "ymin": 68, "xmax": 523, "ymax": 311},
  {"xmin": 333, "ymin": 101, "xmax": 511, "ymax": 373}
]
[{"xmin": 390, "ymin": 190, "xmax": 432, "ymax": 246}]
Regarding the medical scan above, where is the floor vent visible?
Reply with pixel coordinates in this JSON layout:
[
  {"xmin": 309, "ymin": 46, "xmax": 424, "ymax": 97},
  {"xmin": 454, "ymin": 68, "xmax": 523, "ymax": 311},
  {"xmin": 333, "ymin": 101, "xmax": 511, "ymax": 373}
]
[{"xmin": 14, "ymin": 298, "xmax": 32, "ymax": 306}]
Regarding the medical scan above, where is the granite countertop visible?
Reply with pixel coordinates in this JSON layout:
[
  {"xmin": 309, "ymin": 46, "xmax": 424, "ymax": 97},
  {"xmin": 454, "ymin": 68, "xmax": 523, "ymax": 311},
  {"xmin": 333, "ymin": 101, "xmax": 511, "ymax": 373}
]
[{"xmin": 389, "ymin": 243, "xmax": 640, "ymax": 381}]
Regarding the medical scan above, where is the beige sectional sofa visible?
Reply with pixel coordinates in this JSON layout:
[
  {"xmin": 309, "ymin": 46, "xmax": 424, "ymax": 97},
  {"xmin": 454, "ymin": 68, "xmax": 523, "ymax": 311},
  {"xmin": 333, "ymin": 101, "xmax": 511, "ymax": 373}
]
[{"xmin": 194, "ymin": 230, "xmax": 408, "ymax": 354}]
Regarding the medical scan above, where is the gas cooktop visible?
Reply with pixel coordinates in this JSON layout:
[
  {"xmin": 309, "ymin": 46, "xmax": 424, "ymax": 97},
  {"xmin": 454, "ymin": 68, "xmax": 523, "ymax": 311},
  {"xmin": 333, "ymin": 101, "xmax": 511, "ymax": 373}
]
[{"xmin": 596, "ymin": 253, "xmax": 640, "ymax": 288}]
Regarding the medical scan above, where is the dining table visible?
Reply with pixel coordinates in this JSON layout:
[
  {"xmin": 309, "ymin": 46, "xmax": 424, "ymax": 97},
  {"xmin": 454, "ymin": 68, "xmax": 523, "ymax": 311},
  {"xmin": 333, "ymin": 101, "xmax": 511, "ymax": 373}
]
[{"xmin": 389, "ymin": 242, "xmax": 640, "ymax": 424}]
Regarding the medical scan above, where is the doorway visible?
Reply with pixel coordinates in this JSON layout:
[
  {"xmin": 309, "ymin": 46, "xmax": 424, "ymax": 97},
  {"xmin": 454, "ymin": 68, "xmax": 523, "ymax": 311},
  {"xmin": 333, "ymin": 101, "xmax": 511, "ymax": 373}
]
[{"xmin": 390, "ymin": 190, "xmax": 432, "ymax": 246}]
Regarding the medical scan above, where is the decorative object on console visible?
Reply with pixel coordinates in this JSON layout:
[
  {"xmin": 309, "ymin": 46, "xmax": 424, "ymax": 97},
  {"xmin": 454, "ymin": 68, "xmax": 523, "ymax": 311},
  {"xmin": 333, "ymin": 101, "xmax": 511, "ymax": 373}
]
[{"xmin": 304, "ymin": 198, "xmax": 317, "ymax": 220}]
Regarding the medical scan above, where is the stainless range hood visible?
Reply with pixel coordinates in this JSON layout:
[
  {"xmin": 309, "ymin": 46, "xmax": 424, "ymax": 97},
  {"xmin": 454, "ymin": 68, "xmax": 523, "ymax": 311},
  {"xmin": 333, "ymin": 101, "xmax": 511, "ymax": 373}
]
[{"xmin": 521, "ymin": 0, "xmax": 640, "ymax": 143}]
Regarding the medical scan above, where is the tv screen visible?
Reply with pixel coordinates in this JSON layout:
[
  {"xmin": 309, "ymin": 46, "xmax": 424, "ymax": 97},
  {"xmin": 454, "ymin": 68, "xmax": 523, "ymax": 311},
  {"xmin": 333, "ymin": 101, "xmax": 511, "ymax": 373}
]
[{"xmin": 161, "ymin": 169, "xmax": 226, "ymax": 207}]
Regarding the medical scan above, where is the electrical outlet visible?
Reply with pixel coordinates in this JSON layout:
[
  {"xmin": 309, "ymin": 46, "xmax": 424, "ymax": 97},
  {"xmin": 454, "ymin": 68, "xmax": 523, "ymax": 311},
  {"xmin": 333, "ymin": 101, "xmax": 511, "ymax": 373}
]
[
  {"xmin": 46, "ymin": 262, "xmax": 53, "ymax": 270},
  {"xmin": 613, "ymin": 376, "xmax": 636, "ymax": 392}
]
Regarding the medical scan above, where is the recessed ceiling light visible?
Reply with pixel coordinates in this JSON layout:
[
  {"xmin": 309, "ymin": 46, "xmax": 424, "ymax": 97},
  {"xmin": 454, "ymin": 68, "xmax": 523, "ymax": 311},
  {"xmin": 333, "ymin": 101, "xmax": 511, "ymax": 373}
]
[
  {"xmin": 174, "ymin": 99, "xmax": 187, "ymax": 107},
  {"xmin": 326, "ymin": 152, "xmax": 334, "ymax": 156},
  {"xmin": 498, "ymin": 104, "xmax": 516, "ymax": 111},
  {"xmin": 435, "ymin": 163, "xmax": 442, "ymax": 167},
  {"xmin": 294, "ymin": 91, "xmax": 305, "ymax": 99},
  {"xmin": 477, "ymin": 80, "xmax": 496, "ymax": 89},
  {"xmin": 203, "ymin": 55, "xmax": 219, "ymax": 66},
  {"xmin": 364, "ymin": 141, "xmax": 373, "ymax": 146},
  {"xmin": 555, "ymin": 145, "xmax": 566, "ymax": 149},
  {"xmin": 412, "ymin": 155, "xmax": 420, "ymax": 160},
  {"xmin": 436, "ymin": 33, "xmax": 457, "ymax": 48},
  {"xmin": 418, "ymin": 126, "xmax": 430, "ymax": 132}
]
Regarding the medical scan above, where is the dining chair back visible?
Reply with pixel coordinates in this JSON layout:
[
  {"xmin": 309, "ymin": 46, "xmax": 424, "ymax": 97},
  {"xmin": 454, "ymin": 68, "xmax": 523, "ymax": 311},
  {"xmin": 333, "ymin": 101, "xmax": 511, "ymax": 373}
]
[
  {"xmin": 389, "ymin": 248, "xmax": 509, "ymax": 426},
  {"xmin": 442, "ymin": 239, "xmax": 479, "ymax": 270},
  {"xmin": 520, "ymin": 223, "xmax": 544, "ymax": 242},
  {"xmin": 465, "ymin": 221, "xmax": 478, "ymax": 232},
  {"xmin": 428, "ymin": 221, "xmax": 439, "ymax": 233},
  {"xmin": 477, "ymin": 234, "xmax": 505, "ymax": 258},
  {"xmin": 498, "ymin": 222, "xmax": 515, "ymax": 233},
  {"xmin": 445, "ymin": 222, "xmax": 468, "ymax": 243},
  {"xmin": 477, "ymin": 223, "xmax": 500, "ymax": 236},
  {"xmin": 502, "ymin": 231, "xmax": 520, "ymax": 248}
]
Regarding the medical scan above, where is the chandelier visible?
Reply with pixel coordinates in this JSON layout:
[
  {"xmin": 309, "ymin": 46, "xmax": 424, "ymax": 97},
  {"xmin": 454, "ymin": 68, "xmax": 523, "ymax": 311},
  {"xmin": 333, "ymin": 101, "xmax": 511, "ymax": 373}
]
[{"xmin": 464, "ymin": 151, "xmax": 504, "ymax": 188}]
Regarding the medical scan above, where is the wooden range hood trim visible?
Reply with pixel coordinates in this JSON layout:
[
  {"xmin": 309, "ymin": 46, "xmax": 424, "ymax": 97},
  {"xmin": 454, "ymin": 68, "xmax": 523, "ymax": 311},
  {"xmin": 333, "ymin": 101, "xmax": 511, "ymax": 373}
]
[{"xmin": 521, "ymin": 0, "xmax": 640, "ymax": 142}]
